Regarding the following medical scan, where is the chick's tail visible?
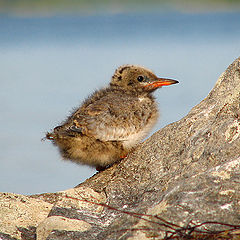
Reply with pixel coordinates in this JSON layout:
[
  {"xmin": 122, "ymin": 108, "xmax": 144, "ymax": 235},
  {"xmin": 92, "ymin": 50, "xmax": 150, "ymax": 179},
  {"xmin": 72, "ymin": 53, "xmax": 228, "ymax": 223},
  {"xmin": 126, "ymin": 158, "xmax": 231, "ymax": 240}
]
[{"xmin": 41, "ymin": 132, "xmax": 56, "ymax": 142}]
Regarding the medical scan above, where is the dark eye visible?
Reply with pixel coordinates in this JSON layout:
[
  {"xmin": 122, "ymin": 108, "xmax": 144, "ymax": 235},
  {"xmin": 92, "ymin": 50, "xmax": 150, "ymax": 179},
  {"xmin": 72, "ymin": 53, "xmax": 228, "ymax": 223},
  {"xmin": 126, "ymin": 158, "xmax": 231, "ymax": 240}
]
[{"xmin": 137, "ymin": 76, "xmax": 144, "ymax": 82}]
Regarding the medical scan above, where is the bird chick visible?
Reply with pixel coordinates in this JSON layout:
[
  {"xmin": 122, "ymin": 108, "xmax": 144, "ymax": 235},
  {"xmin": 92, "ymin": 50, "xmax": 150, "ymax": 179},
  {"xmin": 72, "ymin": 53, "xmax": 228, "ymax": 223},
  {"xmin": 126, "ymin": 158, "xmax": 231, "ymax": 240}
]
[{"xmin": 46, "ymin": 65, "xmax": 178, "ymax": 170}]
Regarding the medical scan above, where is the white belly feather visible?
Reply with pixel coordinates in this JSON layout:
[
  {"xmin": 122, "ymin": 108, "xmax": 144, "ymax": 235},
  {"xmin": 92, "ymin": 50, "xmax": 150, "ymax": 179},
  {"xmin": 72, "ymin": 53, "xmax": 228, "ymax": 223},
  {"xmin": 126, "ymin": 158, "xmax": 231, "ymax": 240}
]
[{"xmin": 122, "ymin": 112, "xmax": 158, "ymax": 149}]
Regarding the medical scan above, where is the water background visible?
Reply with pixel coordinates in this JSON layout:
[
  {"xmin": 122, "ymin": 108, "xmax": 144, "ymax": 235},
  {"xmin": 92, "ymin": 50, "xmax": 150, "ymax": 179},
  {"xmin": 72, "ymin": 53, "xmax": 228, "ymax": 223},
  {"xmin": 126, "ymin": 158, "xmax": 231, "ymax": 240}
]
[{"xmin": 1, "ymin": 10, "xmax": 240, "ymax": 194}]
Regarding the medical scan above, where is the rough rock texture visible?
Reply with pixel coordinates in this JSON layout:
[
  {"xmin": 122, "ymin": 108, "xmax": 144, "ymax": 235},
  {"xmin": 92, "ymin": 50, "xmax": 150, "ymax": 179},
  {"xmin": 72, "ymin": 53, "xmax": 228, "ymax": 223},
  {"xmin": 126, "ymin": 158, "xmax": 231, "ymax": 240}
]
[
  {"xmin": 0, "ymin": 192, "xmax": 52, "ymax": 240},
  {"xmin": 1, "ymin": 57, "xmax": 240, "ymax": 240}
]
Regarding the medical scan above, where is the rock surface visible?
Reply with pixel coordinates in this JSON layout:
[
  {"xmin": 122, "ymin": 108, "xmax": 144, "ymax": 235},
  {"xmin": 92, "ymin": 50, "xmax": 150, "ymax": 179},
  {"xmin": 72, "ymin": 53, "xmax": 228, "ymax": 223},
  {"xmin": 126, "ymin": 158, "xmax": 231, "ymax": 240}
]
[{"xmin": 1, "ymin": 57, "xmax": 240, "ymax": 240}]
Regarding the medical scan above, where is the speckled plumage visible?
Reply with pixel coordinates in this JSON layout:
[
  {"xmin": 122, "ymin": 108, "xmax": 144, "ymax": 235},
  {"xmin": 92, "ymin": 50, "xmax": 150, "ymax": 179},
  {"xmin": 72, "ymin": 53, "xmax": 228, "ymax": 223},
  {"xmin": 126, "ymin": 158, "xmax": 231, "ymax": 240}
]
[{"xmin": 46, "ymin": 65, "xmax": 178, "ymax": 170}]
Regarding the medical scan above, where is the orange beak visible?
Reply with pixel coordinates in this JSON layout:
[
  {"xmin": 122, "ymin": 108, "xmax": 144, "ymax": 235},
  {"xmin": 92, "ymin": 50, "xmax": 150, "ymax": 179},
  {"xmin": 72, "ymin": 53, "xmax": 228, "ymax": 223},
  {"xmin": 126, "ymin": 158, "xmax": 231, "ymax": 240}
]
[{"xmin": 144, "ymin": 78, "xmax": 179, "ymax": 89}]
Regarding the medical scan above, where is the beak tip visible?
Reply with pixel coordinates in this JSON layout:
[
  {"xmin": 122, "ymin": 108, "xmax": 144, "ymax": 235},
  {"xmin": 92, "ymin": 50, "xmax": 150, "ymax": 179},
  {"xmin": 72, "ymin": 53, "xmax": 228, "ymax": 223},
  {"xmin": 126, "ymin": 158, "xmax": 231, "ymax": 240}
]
[{"xmin": 157, "ymin": 78, "xmax": 179, "ymax": 86}]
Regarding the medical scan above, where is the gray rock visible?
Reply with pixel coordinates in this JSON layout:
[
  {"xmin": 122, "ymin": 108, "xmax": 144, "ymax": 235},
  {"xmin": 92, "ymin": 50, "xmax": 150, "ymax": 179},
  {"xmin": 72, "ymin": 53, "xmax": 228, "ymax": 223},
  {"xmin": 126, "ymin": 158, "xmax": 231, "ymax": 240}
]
[
  {"xmin": 0, "ymin": 57, "xmax": 240, "ymax": 240},
  {"xmin": 0, "ymin": 192, "xmax": 52, "ymax": 240}
]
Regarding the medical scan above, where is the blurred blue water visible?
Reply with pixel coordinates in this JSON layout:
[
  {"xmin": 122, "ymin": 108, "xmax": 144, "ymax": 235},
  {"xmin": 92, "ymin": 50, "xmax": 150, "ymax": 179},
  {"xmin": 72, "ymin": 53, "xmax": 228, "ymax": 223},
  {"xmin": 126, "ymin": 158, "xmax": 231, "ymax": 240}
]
[{"xmin": 0, "ymin": 12, "xmax": 240, "ymax": 194}]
